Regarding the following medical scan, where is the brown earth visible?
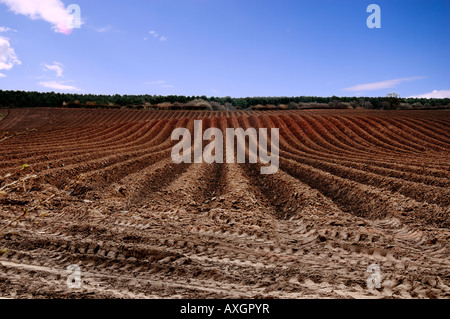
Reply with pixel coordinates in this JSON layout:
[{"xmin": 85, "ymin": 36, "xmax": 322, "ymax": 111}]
[
  {"xmin": 0, "ymin": 108, "xmax": 449, "ymax": 299},
  {"xmin": 0, "ymin": 110, "xmax": 7, "ymax": 122}
]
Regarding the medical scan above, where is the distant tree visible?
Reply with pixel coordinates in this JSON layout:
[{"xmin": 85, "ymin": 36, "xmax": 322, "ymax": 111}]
[
  {"xmin": 186, "ymin": 99, "xmax": 212, "ymax": 110},
  {"xmin": 210, "ymin": 101, "xmax": 226, "ymax": 111},
  {"xmin": 386, "ymin": 92, "xmax": 401, "ymax": 110},
  {"xmin": 399, "ymin": 103, "xmax": 412, "ymax": 110},
  {"xmin": 1, "ymin": 90, "xmax": 449, "ymax": 111},
  {"xmin": 156, "ymin": 102, "xmax": 173, "ymax": 110},
  {"xmin": 329, "ymin": 99, "xmax": 342, "ymax": 108},
  {"xmin": 381, "ymin": 101, "xmax": 391, "ymax": 110},
  {"xmin": 288, "ymin": 102, "xmax": 299, "ymax": 110},
  {"xmin": 224, "ymin": 102, "xmax": 235, "ymax": 110},
  {"xmin": 358, "ymin": 98, "xmax": 373, "ymax": 109}
]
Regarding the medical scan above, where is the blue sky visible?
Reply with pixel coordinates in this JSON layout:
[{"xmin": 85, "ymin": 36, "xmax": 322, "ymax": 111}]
[{"xmin": 0, "ymin": 0, "xmax": 449, "ymax": 98}]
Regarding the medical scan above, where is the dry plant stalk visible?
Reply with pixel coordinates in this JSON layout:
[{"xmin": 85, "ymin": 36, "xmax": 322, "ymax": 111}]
[
  {"xmin": 0, "ymin": 194, "xmax": 56, "ymax": 234},
  {"xmin": 0, "ymin": 171, "xmax": 55, "ymax": 236}
]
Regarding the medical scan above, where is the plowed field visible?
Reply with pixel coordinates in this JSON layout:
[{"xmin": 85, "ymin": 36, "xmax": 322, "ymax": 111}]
[{"xmin": 0, "ymin": 108, "xmax": 449, "ymax": 299}]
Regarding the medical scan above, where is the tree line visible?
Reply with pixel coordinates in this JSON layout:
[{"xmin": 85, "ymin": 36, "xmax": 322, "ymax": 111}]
[{"xmin": 0, "ymin": 90, "xmax": 449, "ymax": 111}]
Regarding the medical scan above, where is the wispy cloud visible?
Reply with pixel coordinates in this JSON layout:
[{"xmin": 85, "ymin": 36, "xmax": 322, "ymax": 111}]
[
  {"xmin": 409, "ymin": 90, "xmax": 450, "ymax": 99},
  {"xmin": 343, "ymin": 76, "xmax": 425, "ymax": 92},
  {"xmin": 145, "ymin": 80, "xmax": 174, "ymax": 89},
  {"xmin": 0, "ymin": 0, "xmax": 77, "ymax": 35},
  {"xmin": 43, "ymin": 61, "xmax": 64, "ymax": 77},
  {"xmin": 39, "ymin": 62, "xmax": 79, "ymax": 90},
  {"xmin": 146, "ymin": 80, "xmax": 166, "ymax": 85},
  {"xmin": 0, "ymin": 35, "xmax": 21, "ymax": 72},
  {"xmin": 39, "ymin": 80, "xmax": 79, "ymax": 91},
  {"xmin": 0, "ymin": 73, "xmax": 6, "ymax": 77},
  {"xmin": 95, "ymin": 25, "xmax": 112, "ymax": 33},
  {"xmin": 0, "ymin": 26, "xmax": 17, "ymax": 33},
  {"xmin": 146, "ymin": 30, "xmax": 168, "ymax": 42}
]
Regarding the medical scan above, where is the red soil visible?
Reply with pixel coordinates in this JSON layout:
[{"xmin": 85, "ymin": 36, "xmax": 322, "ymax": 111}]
[{"xmin": 0, "ymin": 108, "xmax": 449, "ymax": 299}]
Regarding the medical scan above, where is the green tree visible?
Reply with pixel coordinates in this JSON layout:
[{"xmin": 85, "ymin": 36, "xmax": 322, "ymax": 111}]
[{"xmin": 387, "ymin": 92, "xmax": 401, "ymax": 110}]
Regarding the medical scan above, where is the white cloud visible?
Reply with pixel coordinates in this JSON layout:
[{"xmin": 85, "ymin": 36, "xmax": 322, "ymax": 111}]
[
  {"xmin": 148, "ymin": 30, "xmax": 167, "ymax": 42},
  {"xmin": 39, "ymin": 80, "xmax": 78, "ymax": 91},
  {"xmin": 0, "ymin": 73, "xmax": 6, "ymax": 77},
  {"xmin": 0, "ymin": 26, "xmax": 17, "ymax": 32},
  {"xmin": 0, "ymin": 35, "xmax": 21, "ymax": 72},
  {"xmin": 343, "ymin": 76, "xmax": 425, "ymax": 92},
  {"xmin": 95, "ymin": 25, "xmax": 112, "ymax": 33},
  {"xmin": 145, "ymin": 80, "xmax": 174, "ymax": 89},
  {"xmin": 409, "ymin": 90, "xmax": 450, "ymax": 99},
  {"xmin": 0, "ymin": 0, "xmax": 76, "ymax": 35},
  {"xmin": 43, "ymin": 61, "xmax": 63, "ymax": 77},
  {"xmin": 39, "ymin": 63, "xmax": 79, "ymax": 91},
  {"xmin": 146, "ymin": 80, "xmax": 166, "ymax": 85}
]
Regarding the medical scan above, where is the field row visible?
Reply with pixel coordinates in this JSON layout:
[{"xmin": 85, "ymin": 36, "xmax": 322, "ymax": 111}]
[{"xmin": 0, "ymin": 108, "xmax": 449, "ymax": 298}]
